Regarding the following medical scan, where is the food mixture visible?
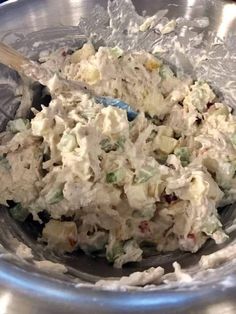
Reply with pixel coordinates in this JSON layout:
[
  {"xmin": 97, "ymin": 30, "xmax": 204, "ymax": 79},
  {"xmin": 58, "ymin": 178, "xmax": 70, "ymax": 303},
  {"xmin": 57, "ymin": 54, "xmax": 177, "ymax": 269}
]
[{"xmin": 0, "ymin": 42, "xmax": 235, "ymax": 268}]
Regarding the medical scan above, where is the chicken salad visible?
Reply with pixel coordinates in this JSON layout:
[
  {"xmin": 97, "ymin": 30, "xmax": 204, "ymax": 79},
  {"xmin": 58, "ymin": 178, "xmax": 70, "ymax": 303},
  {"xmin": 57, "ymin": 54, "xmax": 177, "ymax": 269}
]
[{"xmin": 0, "ymin": 42, "xmax": 234, "ymax": 268}]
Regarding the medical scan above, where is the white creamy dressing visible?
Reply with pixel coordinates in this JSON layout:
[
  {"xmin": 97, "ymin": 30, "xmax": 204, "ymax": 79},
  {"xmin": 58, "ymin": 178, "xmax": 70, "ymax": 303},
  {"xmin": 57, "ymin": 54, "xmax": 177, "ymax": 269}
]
[
  {"xmin": 95, "ymin": 266, "xmax": 164, "ymax": 290},
  {"xmin": 34, "ymin": 260, "xmax": 67, "ymax": 274},
  {"xmin": 163, "ymin": 262, "xmax": 192, "ymax": 284},
  {"xmin": 95, "ymin": 262, "xmax": 192, "ymax": 290},
  {"xmin": 199, "ymin": 244, "xmax": 236, "ymax": 269},
  {"xmin": 15, "ymin": 242, "xmax": 33, "ymax": 259}
]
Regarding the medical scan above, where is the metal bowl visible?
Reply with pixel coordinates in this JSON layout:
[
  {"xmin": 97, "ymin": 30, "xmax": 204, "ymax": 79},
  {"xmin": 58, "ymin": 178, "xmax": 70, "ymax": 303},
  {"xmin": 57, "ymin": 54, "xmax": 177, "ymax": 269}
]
[{"xmin": 1, "ymin": 0, "xmax": 236, "ymax": 313}]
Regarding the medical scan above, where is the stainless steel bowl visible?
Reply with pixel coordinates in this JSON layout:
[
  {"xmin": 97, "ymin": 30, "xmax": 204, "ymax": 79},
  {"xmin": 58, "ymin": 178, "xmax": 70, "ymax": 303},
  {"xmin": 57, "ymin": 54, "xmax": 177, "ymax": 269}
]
[{"xmin": 1, "ymin": 0, "xmax": 236, "ymax": 313}]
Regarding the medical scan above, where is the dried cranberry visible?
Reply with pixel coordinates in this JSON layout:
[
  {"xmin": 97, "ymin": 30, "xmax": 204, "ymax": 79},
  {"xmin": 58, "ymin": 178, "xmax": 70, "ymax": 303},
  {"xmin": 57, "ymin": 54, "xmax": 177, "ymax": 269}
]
[
  {"xmin": 68, "ymin": 236, "xmax": 77, "ymax": 247},
  {"xmin": 187, "ymin": 233, "xmax": 196, "ymax": 241},
  {"xmin": 164, "ymin": 193, "xmax": 178, "ymax": 204},
  {"xmin": 139, "ymin": 220, "xmax": 151, "ymax": 233}
]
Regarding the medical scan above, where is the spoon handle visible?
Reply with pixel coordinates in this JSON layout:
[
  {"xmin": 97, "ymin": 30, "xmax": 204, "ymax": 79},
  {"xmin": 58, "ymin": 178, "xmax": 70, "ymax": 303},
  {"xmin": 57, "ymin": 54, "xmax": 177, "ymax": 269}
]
[
  {"xmin": 95, "ymin": 96, "xmax": 138, "ymax": 121},
  {"xmin": 0, "ymin": 41, "xmax": 53, "ymax": 85},
  {"xmin": 0, "ymin": 42, "xmax": 139, "ymax": 121},
  {"xmin": 0, "ymin": 42, "xmax": 32, "ymax": 73}
]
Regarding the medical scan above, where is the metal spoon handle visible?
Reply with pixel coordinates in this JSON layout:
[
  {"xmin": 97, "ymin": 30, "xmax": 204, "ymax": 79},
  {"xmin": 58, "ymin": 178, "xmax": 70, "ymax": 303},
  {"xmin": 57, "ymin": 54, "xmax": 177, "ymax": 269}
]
[
  {"xmin": 0, "ymin": 42, "xmax": 32, "ymax": 73},
  {"xmin": 0, "ymin": 41, "xmax": 53, "ymax": 85},
  {"xmin": 0, "ymin": 42, "xmax": 138, "ymax": 121}
]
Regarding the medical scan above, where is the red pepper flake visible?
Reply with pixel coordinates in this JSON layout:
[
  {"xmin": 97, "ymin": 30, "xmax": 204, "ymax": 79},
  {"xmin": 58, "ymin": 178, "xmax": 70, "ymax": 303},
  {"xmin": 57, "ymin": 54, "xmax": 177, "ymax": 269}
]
[
  {"xmin": 199, "ymin": 147, "xmax": 208, "ymax": 156},
  {"xmin": 139, "ymin": 220, "xmax": 151, "ymax": 233}
]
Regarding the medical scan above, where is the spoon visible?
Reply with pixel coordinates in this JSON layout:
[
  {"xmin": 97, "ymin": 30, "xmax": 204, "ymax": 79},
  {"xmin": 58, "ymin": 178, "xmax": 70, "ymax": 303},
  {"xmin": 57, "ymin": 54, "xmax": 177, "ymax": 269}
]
[{"xmin": 0, "ymin": 42, "xmax": 138, "ymax": 121}]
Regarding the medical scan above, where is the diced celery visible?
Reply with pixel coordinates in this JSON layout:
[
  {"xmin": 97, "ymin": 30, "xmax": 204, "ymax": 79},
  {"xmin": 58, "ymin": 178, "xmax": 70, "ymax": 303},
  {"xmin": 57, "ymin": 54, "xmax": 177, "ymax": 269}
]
[
  {"xmin": 202, "ymin": 215, "xmax": 222, "ymax": 236},
  {"xmin": 9, "ymin": 203, "xmax": 29, "ymax": 222},
  {"xmin": 184, "ymin": 81, "xmax": 215, "ymax": 112},
  {"xmin": 202, "ymin": 222, "xmax": 219, "ymax": 235},
  {"xmin": 0, "ymin": 155, "xmax": 11, "ymax": 170},
  {"xmin": 106, "ymin": 172, "xmax": 117, "ymax": 183},
  {"xmin": 100, "ymin": 137, "xmax": 126, "ymax": 153},
  {"xmin": 113, "ymin": 239, "xmax": 143, "ymax": 268},
  {"xmin": 106, "ymin": 241, "xmax": 124, "ymax": 263},
  {"xmin": 134, "ymin": 166, "xmax": 156, "ymax": 184},
  {"xmin": 7, "ymin": 118, "xmax": 30, "ymax": 133},
  {"xmin": 159, "ymin": 64, "xmax": 174, "ymax": 79},
  {"xmin": 231, "ymin": 159, "xmax": 236, "ymax": 172},
  {"xmin": 110, "ymin": 46, "xmax": 124, "ymax": 58},
  {"xmin": 115, "ymin": 136, "xmax": 126, "ymax": 150},
  {"xmin": 100, "ymin": 138, "xmax": 113, "ymax": 152},
  {"xmin": 231, "ymin": 134, "xmax": 236, "ymax": 146},
  {"xmin": 45, "ymin": 189, "xmax": 64, "ymax": 205},
  {"xmin": 106, "ymin": 169, "xmax": 124, "ymax": 184},
  {"xmin": 174, "ymin": 147, "xmax": 190, "ymax": 166},
  {"xmin": 81, "ymin": 232, "xmax": 108, "ymax": 254}
]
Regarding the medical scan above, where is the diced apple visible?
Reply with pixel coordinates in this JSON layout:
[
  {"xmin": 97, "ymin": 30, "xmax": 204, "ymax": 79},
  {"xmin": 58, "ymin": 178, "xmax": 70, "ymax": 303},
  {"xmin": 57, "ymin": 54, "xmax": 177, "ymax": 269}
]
[
  {"xmin": 70, "ymin": 43, "xmax": 95, "ymax": 63},
  {"xmin": 157, "ymin": 125, "xmax": 174, "ymax": 137},
  {"xmin": 153, "ymin": 135, "xmax": 178, "ymax": 154}
]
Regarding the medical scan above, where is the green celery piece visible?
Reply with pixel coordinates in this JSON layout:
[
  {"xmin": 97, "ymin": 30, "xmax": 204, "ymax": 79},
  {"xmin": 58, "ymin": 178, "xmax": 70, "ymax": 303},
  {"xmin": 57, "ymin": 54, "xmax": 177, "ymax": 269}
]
[
  {"xmin": 100, "ymin": 137, "xmax": 126, "ymax": 153},
  {"xmin": 231, "ymin": 134, "xmax": 236, "ymax": 146},
  {"xmin": 159, "ymin": 64, "xmax": 174, "ymax": 79},
  {"xmin": 9, "ymin": 203, "xmax": 29, "ymax": 222},
  {"xmin": 100, "ymin": 138, "xmax": 113, "ymax": 153},
  {"xmin": 106, "ymin": 241, "xmax": 124, "ymax": 263},
  {"xmin": 106, "ymin": 169, "xmax": 124, "ymax": 184},
  {"xmin": 134, "ymin": 166, "xmax": 155, "ymax": 184},
  {"xmin": 0, "ymin": 155, "xmax": 11, "ymax": 170},
  {"xmin": 174, "ymin": 147, "xmax": 190, "ymax": 166},
  {"xmin": 110, "ymin": 46, "xmax": 123, "ymax": 58},
  {"xmin": 116, "ymin": 136, "xmax": 126, "ymax": 150},
  {"xmin": 7, "ymin": 118, "xmax": 30, "ymax": 133},
  {"xmin": 106, "ymin": 172, "xmax": 118, "ymax": 183},
  {"xmin": 46, "ymin": 189, "xmax": 64, "ymax": 205}
]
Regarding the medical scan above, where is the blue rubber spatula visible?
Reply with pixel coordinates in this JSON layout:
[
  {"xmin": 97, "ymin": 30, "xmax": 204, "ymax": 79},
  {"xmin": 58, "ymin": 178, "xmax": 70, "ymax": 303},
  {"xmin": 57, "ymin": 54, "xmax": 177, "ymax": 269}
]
[{"xmin": 0, "ymin": 42, "xmax": 138, "ymax": 121}]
